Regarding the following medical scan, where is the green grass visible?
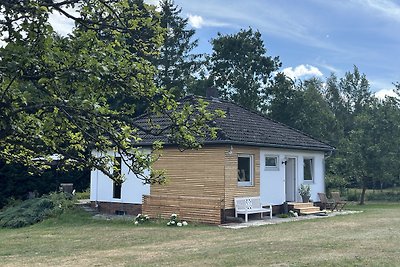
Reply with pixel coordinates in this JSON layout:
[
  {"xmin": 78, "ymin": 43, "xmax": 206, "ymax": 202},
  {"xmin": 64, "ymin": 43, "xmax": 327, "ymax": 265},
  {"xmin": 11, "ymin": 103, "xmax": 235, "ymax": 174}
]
[{"xmin": 1, "ymin": 203, "xmax": 400, "ymax": 266}]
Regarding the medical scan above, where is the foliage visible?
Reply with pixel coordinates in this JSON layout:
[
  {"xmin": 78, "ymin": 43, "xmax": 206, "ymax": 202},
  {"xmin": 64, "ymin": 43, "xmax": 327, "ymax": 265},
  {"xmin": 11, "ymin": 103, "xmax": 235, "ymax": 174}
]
[
  {"xmin": 75, "ymin": 188, "xmax": 90, "ymax": 200},
  {"xmin": 166, "ymin": 213, "xmax": 188, "ymax": 226},
  {"xmin": 0, "ymin": 0, "xmax": 219, "ymax": 185},
  {"xmin": 153, "ymin": 0, "xmax": 202, "ymax": 98},
  {"xmin": 0, "ymin": 192, "xmax": 75, "ymax": 228},
  {"xmin": 298, "ymin": 184, "xmax": 311, "ymax": 198},
  {"xmin": 134, "ymin": 213, "xmax": 150, "ymax": 225},
  {"xmin": 0, "ymin": 161, "xmax": 89, "ymax": 209},
  {"xmin": 209, "ymin": 28, "xmax": 281, "ymax": 111},
  {"xmin": 325, "ymin": 174, "xmax": 348, "ymax": 195}
]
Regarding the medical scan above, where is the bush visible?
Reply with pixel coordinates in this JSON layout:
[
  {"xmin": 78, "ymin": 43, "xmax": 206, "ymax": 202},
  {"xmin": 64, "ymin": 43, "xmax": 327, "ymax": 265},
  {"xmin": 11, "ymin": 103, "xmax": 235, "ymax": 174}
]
[
  {"xmin": 345, "ymin": 190, "xmax": 360, "ymax": 201},
  {"xmin": 0, "ymin": 192, "xmax": 75, "ymax": 228},
  {"xmin": 366, "ymin": 191, "xmax": 400, "ymax": 201},
  {"xmin": 325, "ymin": 174, "xmax": 348, "ymax": 195}
]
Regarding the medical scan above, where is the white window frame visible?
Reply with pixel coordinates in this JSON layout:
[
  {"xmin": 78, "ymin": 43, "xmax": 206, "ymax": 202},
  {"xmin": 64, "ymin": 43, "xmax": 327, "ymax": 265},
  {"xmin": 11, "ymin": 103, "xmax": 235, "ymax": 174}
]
[
  {"xmin": 265, "ymin": 155, "xmax": 279, "ymax": 171},
  {"xmin": 303, "ymin": 157, "xmax": 314, "ymax": 182},
  {"xmin": 237, "ymin": 154, "xmax": 254, "ymax": 187}
]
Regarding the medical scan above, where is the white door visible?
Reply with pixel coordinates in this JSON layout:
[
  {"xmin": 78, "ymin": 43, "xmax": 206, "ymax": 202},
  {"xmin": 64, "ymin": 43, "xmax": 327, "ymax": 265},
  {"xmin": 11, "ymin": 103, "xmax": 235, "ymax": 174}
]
[{"xmin": 285, "ymin": 158, "xmax": 296, "ymax": 202}]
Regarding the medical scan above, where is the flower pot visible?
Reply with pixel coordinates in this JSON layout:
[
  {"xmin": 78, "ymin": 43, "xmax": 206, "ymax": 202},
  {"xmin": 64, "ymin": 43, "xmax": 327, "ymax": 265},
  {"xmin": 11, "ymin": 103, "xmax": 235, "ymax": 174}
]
[{"xmin": 302, "ymin": 196, "xmax": 310, "ymax": 203}]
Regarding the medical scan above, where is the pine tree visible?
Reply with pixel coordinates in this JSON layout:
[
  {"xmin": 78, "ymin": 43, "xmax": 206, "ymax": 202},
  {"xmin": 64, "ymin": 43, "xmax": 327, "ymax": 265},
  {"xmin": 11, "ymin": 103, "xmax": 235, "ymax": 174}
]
[{"xmin": 154, "ymin": 0, "xmax": 201, "ymax": 98}]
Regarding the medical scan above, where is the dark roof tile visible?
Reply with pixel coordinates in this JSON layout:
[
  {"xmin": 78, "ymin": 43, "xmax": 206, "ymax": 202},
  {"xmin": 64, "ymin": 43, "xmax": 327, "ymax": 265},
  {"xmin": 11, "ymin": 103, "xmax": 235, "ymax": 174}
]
[{"xmin": 135, "ymin": 96, "xmax": 334, "ymax": 151}]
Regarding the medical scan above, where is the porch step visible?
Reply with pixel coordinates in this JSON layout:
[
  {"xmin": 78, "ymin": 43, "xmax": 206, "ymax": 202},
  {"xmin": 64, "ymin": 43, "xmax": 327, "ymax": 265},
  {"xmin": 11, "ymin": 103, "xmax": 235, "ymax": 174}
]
[
  {"xmin": 287, "ymin": 202, "xmax": 314, "ymax": 209},
  {"xmin": 298, "ymin": 207, "xmax": 321, "ymax": 215},
  {"xmin": 287, "ymin": 202, "xmax": 321, "ymax": 215}
]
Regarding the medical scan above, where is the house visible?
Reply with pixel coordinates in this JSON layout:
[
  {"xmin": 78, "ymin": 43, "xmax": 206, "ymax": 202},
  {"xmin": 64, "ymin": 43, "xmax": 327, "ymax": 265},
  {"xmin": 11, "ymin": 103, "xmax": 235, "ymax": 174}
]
[{"xmin": 90, "ymin": 95, "xmax": 334, "ymax": 224}]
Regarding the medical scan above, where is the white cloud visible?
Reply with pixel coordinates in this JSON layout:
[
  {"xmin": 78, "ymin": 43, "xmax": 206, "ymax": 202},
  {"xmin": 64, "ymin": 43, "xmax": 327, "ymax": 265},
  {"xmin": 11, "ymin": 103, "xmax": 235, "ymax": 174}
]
[
  {"xmin": 187, "ymin": 14, "xmax": 230, "ymax": 29},
  {"xmin": 375, "ymin": 89, "xmax": 398, "ymax": 100},
  {"xmin": 282, "ymin": 64, "xmax": 323, "ymax": 80},
  {"xmin": 357, "ymin": 0, "xmax": 400, "ymax": 23},
  {"xmin": 188, "ymin": 14, "xmax": 204, "ymax": 29}
]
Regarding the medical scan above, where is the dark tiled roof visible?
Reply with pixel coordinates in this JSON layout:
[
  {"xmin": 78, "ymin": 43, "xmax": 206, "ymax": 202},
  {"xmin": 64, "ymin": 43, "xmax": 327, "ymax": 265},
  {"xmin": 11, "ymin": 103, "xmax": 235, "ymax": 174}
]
[{"xmin": 134, "ymin": 96, "xmax": 334, "ymax": 151}]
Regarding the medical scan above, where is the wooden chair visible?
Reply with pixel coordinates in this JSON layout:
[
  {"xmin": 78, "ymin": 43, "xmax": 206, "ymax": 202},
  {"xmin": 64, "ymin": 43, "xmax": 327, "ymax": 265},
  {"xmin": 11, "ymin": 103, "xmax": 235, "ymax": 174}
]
[
  {"xmin": 318, "ymin": 192, "xmax": 336, "ymax": 211},
  {"xmin": 331, "ymin": 192, "xmax": 347, "ymax": 211}
]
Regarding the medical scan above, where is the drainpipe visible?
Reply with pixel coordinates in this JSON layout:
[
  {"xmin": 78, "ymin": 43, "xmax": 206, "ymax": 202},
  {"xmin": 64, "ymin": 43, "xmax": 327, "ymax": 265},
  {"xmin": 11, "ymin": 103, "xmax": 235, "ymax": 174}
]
[{"xmin": 95, "ymin": 170, "xmax": 99, "ymax": 208}]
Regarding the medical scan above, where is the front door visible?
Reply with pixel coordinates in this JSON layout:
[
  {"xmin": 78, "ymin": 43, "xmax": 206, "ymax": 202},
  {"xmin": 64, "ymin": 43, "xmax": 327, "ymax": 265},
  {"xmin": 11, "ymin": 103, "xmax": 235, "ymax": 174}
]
[{"xmin": 285, "ymin": 158, "xmax": 296, "ymax": 202}]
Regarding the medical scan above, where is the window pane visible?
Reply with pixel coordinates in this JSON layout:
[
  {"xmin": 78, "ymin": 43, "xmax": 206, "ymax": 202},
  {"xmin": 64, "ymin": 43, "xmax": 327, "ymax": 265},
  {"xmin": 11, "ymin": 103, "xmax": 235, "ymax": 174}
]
[
  {"xmin": 238, "ymin": 156, "xmax": 251, "ymax": 182},
  {"xmin": 113, "ymin": 157, "xmax": 122, "ymax": 198},
  {"xmin": 113, "ymin": 182, "xmax": 121, "ymax": 199},
  {"xmin": 265, "ymin": 156, "xmax": 277, "ymax": 167},
  {"xmin": 304, "ymin": 159, "xmax": 313, "ymax": 181}
]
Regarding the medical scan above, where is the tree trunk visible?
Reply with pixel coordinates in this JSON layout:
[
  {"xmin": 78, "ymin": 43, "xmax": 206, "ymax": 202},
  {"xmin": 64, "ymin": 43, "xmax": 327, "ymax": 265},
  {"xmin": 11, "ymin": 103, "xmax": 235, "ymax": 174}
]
[{"xmin": 359, "ymin": 185, "xmax": 367, "ymax": 205}]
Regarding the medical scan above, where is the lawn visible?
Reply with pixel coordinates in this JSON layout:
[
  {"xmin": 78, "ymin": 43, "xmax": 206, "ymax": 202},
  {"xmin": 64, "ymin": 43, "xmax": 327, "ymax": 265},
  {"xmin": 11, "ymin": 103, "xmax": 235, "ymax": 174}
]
[{"xmin": 1, "ymin": 203, "xmax": 400, "ymax": 266}]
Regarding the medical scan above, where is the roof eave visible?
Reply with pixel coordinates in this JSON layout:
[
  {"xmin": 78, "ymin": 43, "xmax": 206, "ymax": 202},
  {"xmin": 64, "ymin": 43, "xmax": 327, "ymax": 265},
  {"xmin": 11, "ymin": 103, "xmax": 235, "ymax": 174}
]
[{"xmin": 133, "ymin": 140, "xmax": 334, "ymax": 152}]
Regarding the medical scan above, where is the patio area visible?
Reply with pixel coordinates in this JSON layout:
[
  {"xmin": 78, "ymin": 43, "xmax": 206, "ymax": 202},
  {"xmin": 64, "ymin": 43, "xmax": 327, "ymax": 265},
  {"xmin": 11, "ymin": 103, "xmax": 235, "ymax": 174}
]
[{"xmin": 220, "ymin": 210, "xmax": 362, "ymax": 229}]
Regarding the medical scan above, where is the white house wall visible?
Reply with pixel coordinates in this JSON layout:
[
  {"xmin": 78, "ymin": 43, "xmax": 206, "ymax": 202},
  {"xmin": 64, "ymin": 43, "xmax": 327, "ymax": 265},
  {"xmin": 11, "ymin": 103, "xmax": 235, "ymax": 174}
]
[
  {"xmin": 90, "ymin": 151, "xmax": 150, "ymax": 204},
  {"xmin": 260, "ymin": 148, "xmax": 325, "ymax": 205}
]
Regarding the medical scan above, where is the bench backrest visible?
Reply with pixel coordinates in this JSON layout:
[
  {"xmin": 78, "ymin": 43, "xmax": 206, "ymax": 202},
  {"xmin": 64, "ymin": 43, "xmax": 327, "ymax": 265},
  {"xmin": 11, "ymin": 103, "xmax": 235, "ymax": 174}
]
[{"xmin": 234, "ymin": 197, "xmax": 262, "ymax": 210}]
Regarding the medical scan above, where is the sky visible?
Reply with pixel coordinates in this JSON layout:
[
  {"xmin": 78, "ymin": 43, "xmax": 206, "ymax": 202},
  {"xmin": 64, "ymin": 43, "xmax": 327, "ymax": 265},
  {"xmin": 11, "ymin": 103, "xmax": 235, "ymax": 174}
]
[{"xmin": 48, "ymin": 0, "xmax": 400, "ymax": 98}]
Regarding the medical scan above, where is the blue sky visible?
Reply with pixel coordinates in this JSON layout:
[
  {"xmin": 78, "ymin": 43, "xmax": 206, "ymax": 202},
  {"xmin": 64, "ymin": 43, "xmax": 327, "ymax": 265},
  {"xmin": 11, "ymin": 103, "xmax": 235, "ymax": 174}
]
[
  {"xmin": 154, "ymin": 0, "xmax": 400, "ymax": 98},
  {"xmin": 49, "ymin": 0, "xmax": 400, "ymax": 98}
]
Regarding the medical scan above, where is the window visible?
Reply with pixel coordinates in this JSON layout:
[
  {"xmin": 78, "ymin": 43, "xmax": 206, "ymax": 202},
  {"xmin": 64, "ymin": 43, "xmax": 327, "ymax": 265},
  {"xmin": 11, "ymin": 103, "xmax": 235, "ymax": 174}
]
[
  {"xmin": 113, "ymin": 156, "xmax": 122, "ymax": 199},
  {"xmin": 303, "ymin": 158, "xmax": 313, "ymax": 181},
  {"xmin": 237, "ymin": 154, "xmax": 254, "ymax": 186},
  {"xmin": 265, "ymin": 155, "xmax": 279, "ymax": 170}
]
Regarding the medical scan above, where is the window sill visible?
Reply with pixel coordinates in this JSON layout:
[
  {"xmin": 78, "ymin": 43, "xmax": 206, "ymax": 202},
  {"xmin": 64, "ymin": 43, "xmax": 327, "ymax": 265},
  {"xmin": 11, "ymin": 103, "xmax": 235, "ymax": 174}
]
[{"xmin": 238, "ymin": 182, "xmax": 254, "ymax": 187}]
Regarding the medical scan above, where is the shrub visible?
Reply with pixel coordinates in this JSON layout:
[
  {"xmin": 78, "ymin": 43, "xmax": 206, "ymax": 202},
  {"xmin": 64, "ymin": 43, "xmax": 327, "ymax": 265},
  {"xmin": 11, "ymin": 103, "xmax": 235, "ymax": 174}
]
[
  {"xmin": 0, "ymin": 192, "xmax": 75, "ymax": 228},
  {"xmin": 367, "ymin": 191, "xmax": 400, "ymax": 201},
  {"xmin": 166, "ymin": 213, "xmax": 188, "ymax": 227},
  {"xmin": 325, "ymin": 174, "xmax": 348, "ymax": 195},
  {"xmin": 134, "ymin": 214, "xmax": 150, "ymax": 225},
  {"xmin": 346, "ymin": 190, "xmax": 360, "ymax": 201}
]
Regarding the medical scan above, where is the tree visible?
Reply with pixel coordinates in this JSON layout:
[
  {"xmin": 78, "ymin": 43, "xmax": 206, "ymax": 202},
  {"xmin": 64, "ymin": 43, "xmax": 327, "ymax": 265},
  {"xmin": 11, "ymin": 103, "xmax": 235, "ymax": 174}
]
[
  {"xmin": 209, "ymin": 28, "xmax": 281, "ymax": 111},
  {"xmin": 267, "ymin": 75, "xmax": 339, "ymax": 145},
  {"xmin": 153, "ymin": 0, "xmax": 201, "ymax": 98},
  {"xmin": 0, "ymin": 0, "xmax": 219, "ymax": 185},
  {"xmin": 327, "ymin": 66, "xmax": 372, "ymax": 136}
]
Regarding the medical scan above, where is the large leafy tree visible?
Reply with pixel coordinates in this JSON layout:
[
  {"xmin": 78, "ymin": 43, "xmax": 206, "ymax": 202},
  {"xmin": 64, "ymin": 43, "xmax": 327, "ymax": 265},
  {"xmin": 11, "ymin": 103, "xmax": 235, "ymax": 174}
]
[
  {"xmin": 0, "ymin": 0, "xmax": 219, "ymax": 184},
  {"xmin": 209, "ymin": 28, "xmax": 281, "ymax": 111}
]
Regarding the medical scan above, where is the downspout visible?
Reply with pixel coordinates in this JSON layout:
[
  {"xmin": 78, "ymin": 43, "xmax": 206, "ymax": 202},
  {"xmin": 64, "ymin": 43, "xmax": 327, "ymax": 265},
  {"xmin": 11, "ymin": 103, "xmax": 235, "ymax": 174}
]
[
  {"xmin": 223, "ymin": 145, "xmax": 228, "ymax": 223},
  {"xmin": 95, "ymin": 170, "xmax": 99, "ymax": 208}
]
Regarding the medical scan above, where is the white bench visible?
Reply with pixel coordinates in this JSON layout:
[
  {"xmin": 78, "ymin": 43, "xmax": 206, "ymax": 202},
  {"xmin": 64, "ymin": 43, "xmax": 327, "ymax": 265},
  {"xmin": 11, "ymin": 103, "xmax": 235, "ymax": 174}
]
[{"xmin": 234, "ymin": 196, "xmax": 272, "ymax": 222}]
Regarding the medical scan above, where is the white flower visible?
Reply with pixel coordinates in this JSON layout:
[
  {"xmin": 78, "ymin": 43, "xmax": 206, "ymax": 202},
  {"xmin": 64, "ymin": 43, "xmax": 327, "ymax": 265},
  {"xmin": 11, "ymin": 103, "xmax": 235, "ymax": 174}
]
[
  {"xmin": 170, "ymin": 221, "xmax": 175, "ymax": 225},
  {"xmin": 134, "ymin": 221, "xmax": 139, "ymax": 225},
  {"xmin": 171, "ymin": 213, "xmax": 177, "ymax": 217},
  {"xmin": 167, "ymin": 222, "xmax": 171, "ymax": 226},
  {"xmin": 145, "ymin": 215, "xmax": 149, "ymax": 219},
  {"xmin": 182, "ymin": 221, "xmax": 188, "ymax": 226},
  {"xmin": 177, "ymin": 222, "xmax": 182, "ymax": 227},
  {"xmin": 136, "ymin": 213, "xmax": 141, "ymax": 218},
  {"xmin": 294, "ymin": 212, "xmax": 298, "ymax": 217}
]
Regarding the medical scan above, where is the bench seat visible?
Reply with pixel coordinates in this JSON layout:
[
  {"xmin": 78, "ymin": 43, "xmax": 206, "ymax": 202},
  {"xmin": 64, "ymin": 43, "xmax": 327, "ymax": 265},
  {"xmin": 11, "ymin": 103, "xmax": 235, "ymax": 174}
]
[{"xmin": 234, "ymin": 196, "xmax": 272, "ymax": 222}]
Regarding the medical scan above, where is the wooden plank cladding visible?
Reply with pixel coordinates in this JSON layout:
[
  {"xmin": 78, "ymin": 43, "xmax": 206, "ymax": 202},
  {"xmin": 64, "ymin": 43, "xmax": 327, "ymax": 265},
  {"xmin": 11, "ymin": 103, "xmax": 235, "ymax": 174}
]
[
  {"xmin": 224, "ymin": 145, "xmax": 261, "ymax": 209},
  {"xmin": 142, "ymin": 195, "xmax": 222, "ymax": 225},
  {"xmin": 151, "ymin": 146, "xmax": 225, "ymax": 199}
]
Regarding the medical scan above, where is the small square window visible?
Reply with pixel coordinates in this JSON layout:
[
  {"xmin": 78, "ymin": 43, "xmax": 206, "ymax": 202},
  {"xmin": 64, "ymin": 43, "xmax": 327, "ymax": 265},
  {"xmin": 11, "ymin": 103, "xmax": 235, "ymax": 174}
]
[
  {"xmin": 238, "ymin": 154, "xmax": 254, "ymax": 186},
  {"xmin": 303, "ymin": 158, "xmax": 313, "ymax": 181},
  {"xmin": 265, "ymin": 155, "xmax": 279, "ymax": 170}
]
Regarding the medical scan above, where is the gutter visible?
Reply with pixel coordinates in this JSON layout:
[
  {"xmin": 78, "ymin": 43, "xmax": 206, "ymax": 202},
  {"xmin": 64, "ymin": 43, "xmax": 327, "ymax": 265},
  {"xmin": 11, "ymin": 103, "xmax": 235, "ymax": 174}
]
[{"xmin": 134, "ymin": 140, "xmax": 334, "ymax": 152}]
